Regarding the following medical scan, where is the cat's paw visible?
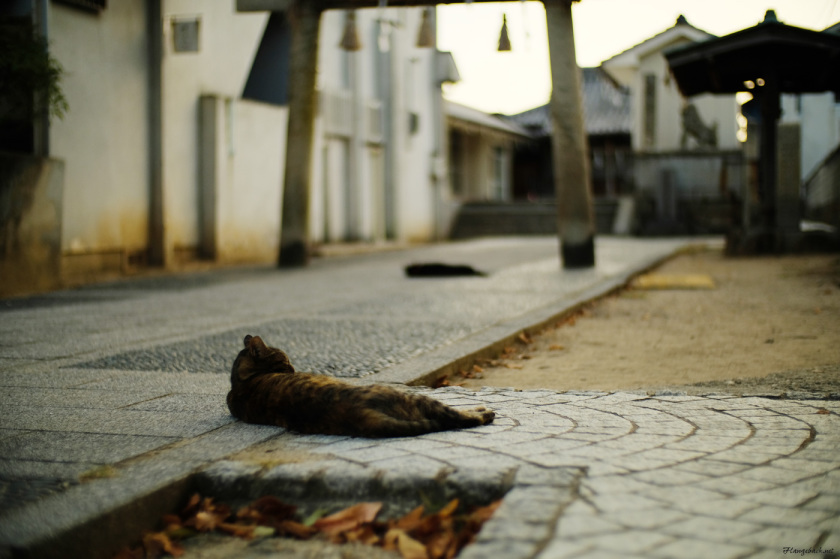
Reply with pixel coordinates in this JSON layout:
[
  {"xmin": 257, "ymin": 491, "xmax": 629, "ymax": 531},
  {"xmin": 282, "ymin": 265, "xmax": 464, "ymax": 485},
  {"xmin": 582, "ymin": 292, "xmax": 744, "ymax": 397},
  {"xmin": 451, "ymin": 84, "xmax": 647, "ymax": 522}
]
[{"xmin": 478, "ymin": 408, "xmax": 495, "ymax": 425}]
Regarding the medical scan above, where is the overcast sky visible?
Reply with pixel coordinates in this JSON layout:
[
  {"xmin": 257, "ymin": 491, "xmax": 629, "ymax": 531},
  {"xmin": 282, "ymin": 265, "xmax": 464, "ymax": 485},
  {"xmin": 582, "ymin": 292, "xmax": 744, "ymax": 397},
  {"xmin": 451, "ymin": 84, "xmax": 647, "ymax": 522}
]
[{"xmin": 436, "ymin": 0, "xmax": 840, "ymax": 115}]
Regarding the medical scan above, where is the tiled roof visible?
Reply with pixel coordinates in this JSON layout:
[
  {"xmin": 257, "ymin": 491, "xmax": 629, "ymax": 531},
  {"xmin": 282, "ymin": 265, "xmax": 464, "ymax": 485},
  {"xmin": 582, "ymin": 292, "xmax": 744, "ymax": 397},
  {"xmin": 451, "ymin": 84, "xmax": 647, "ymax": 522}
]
[
  {"xmin": 506, "ymin": 67, "xmax": 631, "ymax": 138},
  {"xmin": 601, "ymin": 15, "xmax": 715, "ymax": 68},
  {"xmin": 446, "ymin": 100, "xmax": 531, "ymax": 138}
]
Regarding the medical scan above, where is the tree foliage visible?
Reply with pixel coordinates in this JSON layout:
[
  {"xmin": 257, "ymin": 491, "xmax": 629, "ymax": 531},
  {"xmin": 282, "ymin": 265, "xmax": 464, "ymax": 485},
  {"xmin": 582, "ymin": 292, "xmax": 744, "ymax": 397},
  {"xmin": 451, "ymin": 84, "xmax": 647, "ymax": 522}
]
[{"xmin": 0, "ymin": 23, "xmax": 69, "ymax": 122}]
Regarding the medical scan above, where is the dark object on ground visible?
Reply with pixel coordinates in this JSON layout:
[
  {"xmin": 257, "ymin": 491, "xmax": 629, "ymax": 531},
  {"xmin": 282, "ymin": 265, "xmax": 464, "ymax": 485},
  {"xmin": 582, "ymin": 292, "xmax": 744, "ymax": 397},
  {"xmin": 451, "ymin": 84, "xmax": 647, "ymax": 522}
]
[{"xmin": 404, "ymin": 263, "xmax": 487, "ymax": 277}]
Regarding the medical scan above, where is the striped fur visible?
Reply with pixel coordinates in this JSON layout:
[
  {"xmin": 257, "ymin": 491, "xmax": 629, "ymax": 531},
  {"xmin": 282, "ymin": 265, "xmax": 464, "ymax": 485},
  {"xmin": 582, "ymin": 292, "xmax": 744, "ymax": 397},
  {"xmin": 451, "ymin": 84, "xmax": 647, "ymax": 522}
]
[{"xmin": 226, "ymin": 335, "xmax": 495, "ymax": 438}]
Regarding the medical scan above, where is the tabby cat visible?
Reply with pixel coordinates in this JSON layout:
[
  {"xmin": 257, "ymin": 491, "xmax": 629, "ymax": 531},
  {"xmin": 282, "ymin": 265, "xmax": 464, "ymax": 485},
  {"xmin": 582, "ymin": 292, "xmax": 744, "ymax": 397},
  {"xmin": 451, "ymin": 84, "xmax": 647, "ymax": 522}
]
[{"xmin": 226, "ymin": 335, "xmax": 495, "ymax": 438}]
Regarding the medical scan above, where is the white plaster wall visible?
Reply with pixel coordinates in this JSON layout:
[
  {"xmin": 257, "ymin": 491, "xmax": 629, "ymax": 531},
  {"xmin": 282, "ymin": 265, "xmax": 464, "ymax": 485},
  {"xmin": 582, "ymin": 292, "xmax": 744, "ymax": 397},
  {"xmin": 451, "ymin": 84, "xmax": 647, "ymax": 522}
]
[
  {"xmin": 799, "ymin": 93, "xmax": 838, "ymax": 179},
  {"xmin": 49, "ymin": 1, "xmax": 150, "ymax": 254},
  {"xmin": 217, "ymin": 100, "xmax": 287, "ymax": 263},
  {"xmin": 632, "ymin": 40, "xmax": 738, "ymax": 153},
  {"xmin": 314, "ymin": 7, "xmax": 439, "ymax": 244},
  {"xmin": 161, "ymin": 0, "xmax": 267, "ymax": 254},
  {"xmin": 392, "ymin": 8, "xmax": 438, "ymax": 242}
]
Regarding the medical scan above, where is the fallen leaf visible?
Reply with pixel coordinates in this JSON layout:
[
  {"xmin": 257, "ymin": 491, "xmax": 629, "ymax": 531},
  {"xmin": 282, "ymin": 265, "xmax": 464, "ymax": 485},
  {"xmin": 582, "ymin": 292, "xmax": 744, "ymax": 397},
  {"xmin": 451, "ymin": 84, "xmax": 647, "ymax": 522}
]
[
  {"xmin": 343, "ymin": 524, "xmax": 380, "ymax": 545},
  {"xmin": 518, "ymin": 332, "xmax": 532, "ymax": 345},
  {"xmin": 218, "ymin": 522, "xmax": 255, "ymax": 539},
  {"xmin": 276, "ymin": 520, "xmax": 317, "ymax": 539},
  {"xmin": 313, "ymin": 502, "xmax": 383, "ymax": 536},
  {"xmin": 425, "ymin": 530, "xmax": 456, "ymax": 559},
  {"xmin": 472, "ymin": 364, "xmax": 484, "ymax": 373},
  {"xmin": 817, "ymin": 408, "xmax": 830, "ymax": 415},
  {"xmin": 236, "ymin": 495, "xmax": 299, "ymax": 535},
  {"xmin": 436, "ymin": 499, "xmax": 459, "ymax": 518},
  {"xmin": 503, "ymin": 363, "xmax": 523, "ymax": 370},
  {"xmin": 181, "ymin": 493, "xmax": 201, "ymax": 516},
  {"xmin": 300, "ymin": 508, "xmax": 331, "ymax": 527},
  {"xmin": 142, "ymin": 531, "xmax": 184, "ymax": 558},
  {"xmin": 396, "ymin": 530, "xmax": 429, "ymax": 559},
  {"xmin": 549, "ymin": 344, "xmax": 565, "ymax": 351},
  {"xmin": 394, "ymin": 505, "xmax": 425, "ymax": 532},
  {"xmin": 467, "ymin": 500, "xmax": 502, "ymax": 525},
  {"xmin": 252, "ymin": 525, "xmax": 276, "ymax": 538},
  {"xmin": 192, "ymin": 510, "xmax": 223, "ymax": 532}
]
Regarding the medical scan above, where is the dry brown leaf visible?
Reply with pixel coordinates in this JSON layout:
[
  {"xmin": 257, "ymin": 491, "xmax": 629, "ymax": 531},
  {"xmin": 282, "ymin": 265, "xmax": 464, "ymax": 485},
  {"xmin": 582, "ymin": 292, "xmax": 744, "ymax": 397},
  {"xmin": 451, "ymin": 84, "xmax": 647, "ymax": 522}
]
[
  {"xmin": 549, "ymin": 344, "xmax": 565, "ymax": 351},
  {"xmin": 383, "ymin": 528, "xmax": 401, "ymax": 551},
  {"xmin": 518, "ymin": 332, "xmax": 532, "ymax": 345},
  {"xmin": 437, "ymin": 499, "xmax": 459, "ymax": 518},
  {"xmin": 395, "ymin": 505, "xmax": 425, "ymax": 532},
  {"xmin": 192, "ymin": 511, "xmax": 223, "ymax": 532},
  {"xmin": 142, "ymin": 532, "xmax": 184, "ymax": 558},
  {"xmin": 313, "ymin": 502, "xmax": 383, "ymax": 536},
  {"xmin": 396, "ymin": 530, "xmax": 429, "ymax": 559},
  {"xmin": 472, "ymin": 364, "xmax": 484, "ymax": 373},
  {"xmin": 503, "ymin": 363, "xmax": 523, "ymax": 370},
  {"xmin": 218, "ymin": 522, "xmax": 255, "ymax": 539},
  {"xmin": 181, "ymin": 493, "xmax": 201, "ymax": 516},
  {"xmin": 817, "ymin": 408, "xmax": 831, "ymax": 415},
  {"xmin": 237, "ymin": 495, "xmax": 297, "ymax": 525},
  {"xmin": 425, "ymin": 531, "xmax": 456, "ymax": 559},
  {"xmin": 467, "ymin": 500, "xmax": 502, "ymax": 525}
]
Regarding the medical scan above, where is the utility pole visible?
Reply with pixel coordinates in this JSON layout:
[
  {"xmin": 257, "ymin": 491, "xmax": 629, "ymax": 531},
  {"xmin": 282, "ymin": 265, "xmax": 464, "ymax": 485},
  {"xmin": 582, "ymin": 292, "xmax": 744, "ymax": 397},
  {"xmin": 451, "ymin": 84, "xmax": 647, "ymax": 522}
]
[
  {"xmin": 544, "ymin": 0, "xmax": 595, "ymax": 268},
  {"xmin": 278, "ymin": 2, "xmax": 322, "ymax": 267}
]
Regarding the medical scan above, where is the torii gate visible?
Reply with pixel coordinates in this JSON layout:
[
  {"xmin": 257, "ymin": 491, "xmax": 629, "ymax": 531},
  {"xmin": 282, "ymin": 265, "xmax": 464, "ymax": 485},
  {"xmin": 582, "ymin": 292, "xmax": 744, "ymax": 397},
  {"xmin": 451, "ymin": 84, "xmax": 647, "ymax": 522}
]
[{"xmin": 238, "ymin": 0, "xmax": 595, "ymax": 269}]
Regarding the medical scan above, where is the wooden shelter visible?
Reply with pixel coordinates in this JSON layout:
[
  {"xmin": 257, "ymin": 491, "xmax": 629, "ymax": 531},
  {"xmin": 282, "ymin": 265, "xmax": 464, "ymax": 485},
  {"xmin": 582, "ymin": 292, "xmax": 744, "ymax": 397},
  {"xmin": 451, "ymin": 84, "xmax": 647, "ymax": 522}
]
[{"xmin": 665, "ymin": 10, "xmax": 840, "ymax": 251}]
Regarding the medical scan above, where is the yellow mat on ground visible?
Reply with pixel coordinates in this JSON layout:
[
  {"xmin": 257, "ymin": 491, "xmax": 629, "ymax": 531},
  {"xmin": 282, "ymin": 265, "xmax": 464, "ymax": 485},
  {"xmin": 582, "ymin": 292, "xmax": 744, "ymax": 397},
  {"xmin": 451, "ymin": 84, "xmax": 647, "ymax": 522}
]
[{"xmin": 633, "ymin": 273, "xmax": 716, "ymax": 290}]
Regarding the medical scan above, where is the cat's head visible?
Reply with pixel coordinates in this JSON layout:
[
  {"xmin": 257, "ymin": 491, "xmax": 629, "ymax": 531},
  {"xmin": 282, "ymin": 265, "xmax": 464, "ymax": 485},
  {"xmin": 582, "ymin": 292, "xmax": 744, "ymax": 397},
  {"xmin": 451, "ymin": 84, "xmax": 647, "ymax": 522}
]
[{"xmin": 231, "ymin": 335, "xmax": 296, "ymax": 382}]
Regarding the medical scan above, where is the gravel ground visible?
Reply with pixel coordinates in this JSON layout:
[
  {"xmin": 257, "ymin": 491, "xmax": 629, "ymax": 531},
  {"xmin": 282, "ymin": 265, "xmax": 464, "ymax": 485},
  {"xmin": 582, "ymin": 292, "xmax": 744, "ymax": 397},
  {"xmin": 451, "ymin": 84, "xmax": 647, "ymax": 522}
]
[{"xmin": 459, "ymin": 249, "xmax": 840, "ymax": 399}]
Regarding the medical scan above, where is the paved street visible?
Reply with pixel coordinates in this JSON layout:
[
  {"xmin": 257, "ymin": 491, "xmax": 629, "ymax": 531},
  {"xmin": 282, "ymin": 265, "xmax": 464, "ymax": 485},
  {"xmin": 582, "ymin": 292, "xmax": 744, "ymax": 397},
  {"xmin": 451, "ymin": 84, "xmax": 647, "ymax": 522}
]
[
  {"xmin": 0, "ymin": 236, "xmax": 837, "ymax": 559},
  {"xmin": 200, "ymin": 387, "xmax": 840, "ymax": 559}
]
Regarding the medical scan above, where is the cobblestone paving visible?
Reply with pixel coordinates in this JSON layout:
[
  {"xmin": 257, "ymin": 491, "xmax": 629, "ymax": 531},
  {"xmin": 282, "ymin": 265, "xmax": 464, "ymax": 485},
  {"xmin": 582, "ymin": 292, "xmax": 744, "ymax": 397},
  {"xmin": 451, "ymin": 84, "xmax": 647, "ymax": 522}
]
[{"xmin": 203, "ymin": 388, "xmax": 840, "ymax": 559}]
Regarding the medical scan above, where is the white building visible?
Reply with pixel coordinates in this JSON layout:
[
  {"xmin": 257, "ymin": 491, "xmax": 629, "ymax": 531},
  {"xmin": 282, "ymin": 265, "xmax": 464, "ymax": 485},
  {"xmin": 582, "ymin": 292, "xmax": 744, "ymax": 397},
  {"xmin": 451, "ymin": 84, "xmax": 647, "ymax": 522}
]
[
  {"xmin": 602, "ymin": 16, "xmax": 740, "ymax": 155},
  {"xmin": 0, "ymin": 0, "xmax": 475, "ymax": 296}
]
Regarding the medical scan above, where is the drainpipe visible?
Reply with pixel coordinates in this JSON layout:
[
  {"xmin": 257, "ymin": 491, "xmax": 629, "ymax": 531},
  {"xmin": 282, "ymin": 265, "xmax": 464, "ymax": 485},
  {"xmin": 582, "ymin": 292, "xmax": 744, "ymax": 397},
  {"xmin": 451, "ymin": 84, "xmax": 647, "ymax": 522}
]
[{"xmin": 147, "ymin": 0, "xmax": 166, "ymax": 267}]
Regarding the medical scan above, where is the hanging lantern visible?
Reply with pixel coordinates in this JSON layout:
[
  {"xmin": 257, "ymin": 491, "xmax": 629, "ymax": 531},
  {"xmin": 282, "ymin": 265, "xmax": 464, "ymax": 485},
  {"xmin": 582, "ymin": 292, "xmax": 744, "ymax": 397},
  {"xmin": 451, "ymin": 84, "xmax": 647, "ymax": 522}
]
[
  {"xmin": 498, "ymin": 14, "xmax": 511, "ymax": 52},
  {"xmin": 340, "ymin": 10, "xmax": 362, "ymax": 51},
  {"xmin": 416, "ymin": 7, "xmax": 435, "ymax": 48}
]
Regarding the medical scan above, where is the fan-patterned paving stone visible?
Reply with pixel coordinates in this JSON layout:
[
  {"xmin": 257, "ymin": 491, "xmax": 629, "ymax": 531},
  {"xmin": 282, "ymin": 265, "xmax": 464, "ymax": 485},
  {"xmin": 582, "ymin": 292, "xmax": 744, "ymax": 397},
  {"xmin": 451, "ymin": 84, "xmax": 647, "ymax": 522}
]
[{"xmin": 209, "ymin": 387, "xmax": 839, "ymax": 559}]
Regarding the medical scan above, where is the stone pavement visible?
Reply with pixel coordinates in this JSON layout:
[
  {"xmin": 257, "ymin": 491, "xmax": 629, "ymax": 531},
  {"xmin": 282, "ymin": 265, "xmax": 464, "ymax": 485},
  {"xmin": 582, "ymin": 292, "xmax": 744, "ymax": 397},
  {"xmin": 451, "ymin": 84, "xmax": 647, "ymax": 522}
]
[
  {"xmin": 194, "ymin": 387, "xmax": 840, "ymax": 559},
  {"xmin": 1, "ymin": 236, "xmax": 837, "ymax": 558}
]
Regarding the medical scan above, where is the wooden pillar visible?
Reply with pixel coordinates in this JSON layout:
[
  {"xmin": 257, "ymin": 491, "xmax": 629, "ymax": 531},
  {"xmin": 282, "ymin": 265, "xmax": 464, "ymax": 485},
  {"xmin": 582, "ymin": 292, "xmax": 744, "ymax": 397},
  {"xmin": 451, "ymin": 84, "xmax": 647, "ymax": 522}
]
[
  {"xmin": 278, "ymin": 2, "xmax": 321, "ymax": 267},
  {"xmin": 544, "ymin": 0, "xmax": 595, "ymax": 268}
]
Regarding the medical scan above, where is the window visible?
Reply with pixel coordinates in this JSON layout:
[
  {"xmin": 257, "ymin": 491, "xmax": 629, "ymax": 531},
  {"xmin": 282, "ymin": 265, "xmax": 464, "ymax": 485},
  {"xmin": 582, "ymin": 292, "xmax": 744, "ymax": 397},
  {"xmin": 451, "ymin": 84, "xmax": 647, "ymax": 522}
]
[
  {"xmin": 54, "ymin": 0, "xmax": 106, "ymax": 13},
  {"xmin": 643, "ymin": 73, "xmax": 656, "ymax": 149}
]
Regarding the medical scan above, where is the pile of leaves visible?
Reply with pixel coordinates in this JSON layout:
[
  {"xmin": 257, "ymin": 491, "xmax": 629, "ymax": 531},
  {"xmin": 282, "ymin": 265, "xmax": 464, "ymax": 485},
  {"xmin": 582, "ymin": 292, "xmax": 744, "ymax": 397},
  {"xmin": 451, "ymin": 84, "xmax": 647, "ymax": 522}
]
[{"xmin": 115, "ymin": 493, "xmax": 501, "ymax": 559}]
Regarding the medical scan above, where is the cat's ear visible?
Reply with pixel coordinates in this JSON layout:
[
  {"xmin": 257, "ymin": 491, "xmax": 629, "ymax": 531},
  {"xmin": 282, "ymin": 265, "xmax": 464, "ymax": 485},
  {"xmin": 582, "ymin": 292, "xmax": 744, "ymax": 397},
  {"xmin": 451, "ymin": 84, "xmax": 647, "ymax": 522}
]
[
  {"xmin": 247, "ymin": 335, "xmax": 268, "ymax": 358},
  {"xmin": 243, "ymin": 335, "xmax": 253, "ymax": 348}
]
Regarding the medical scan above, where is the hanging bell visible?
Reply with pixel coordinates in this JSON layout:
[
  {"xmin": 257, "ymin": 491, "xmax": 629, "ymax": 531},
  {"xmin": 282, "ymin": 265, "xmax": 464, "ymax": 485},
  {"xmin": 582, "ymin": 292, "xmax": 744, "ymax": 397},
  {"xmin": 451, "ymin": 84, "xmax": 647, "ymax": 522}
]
[
  {"xmin": 416, "ymin": 8, "xmax": 435, "ymax": 48},
  {"xmin": 498, "ymin": 14, "xmax": 511, "ymax": 52},
  {"xmin": 340, "ymin": 10, "xmax": 362, "ymax": 51}
]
